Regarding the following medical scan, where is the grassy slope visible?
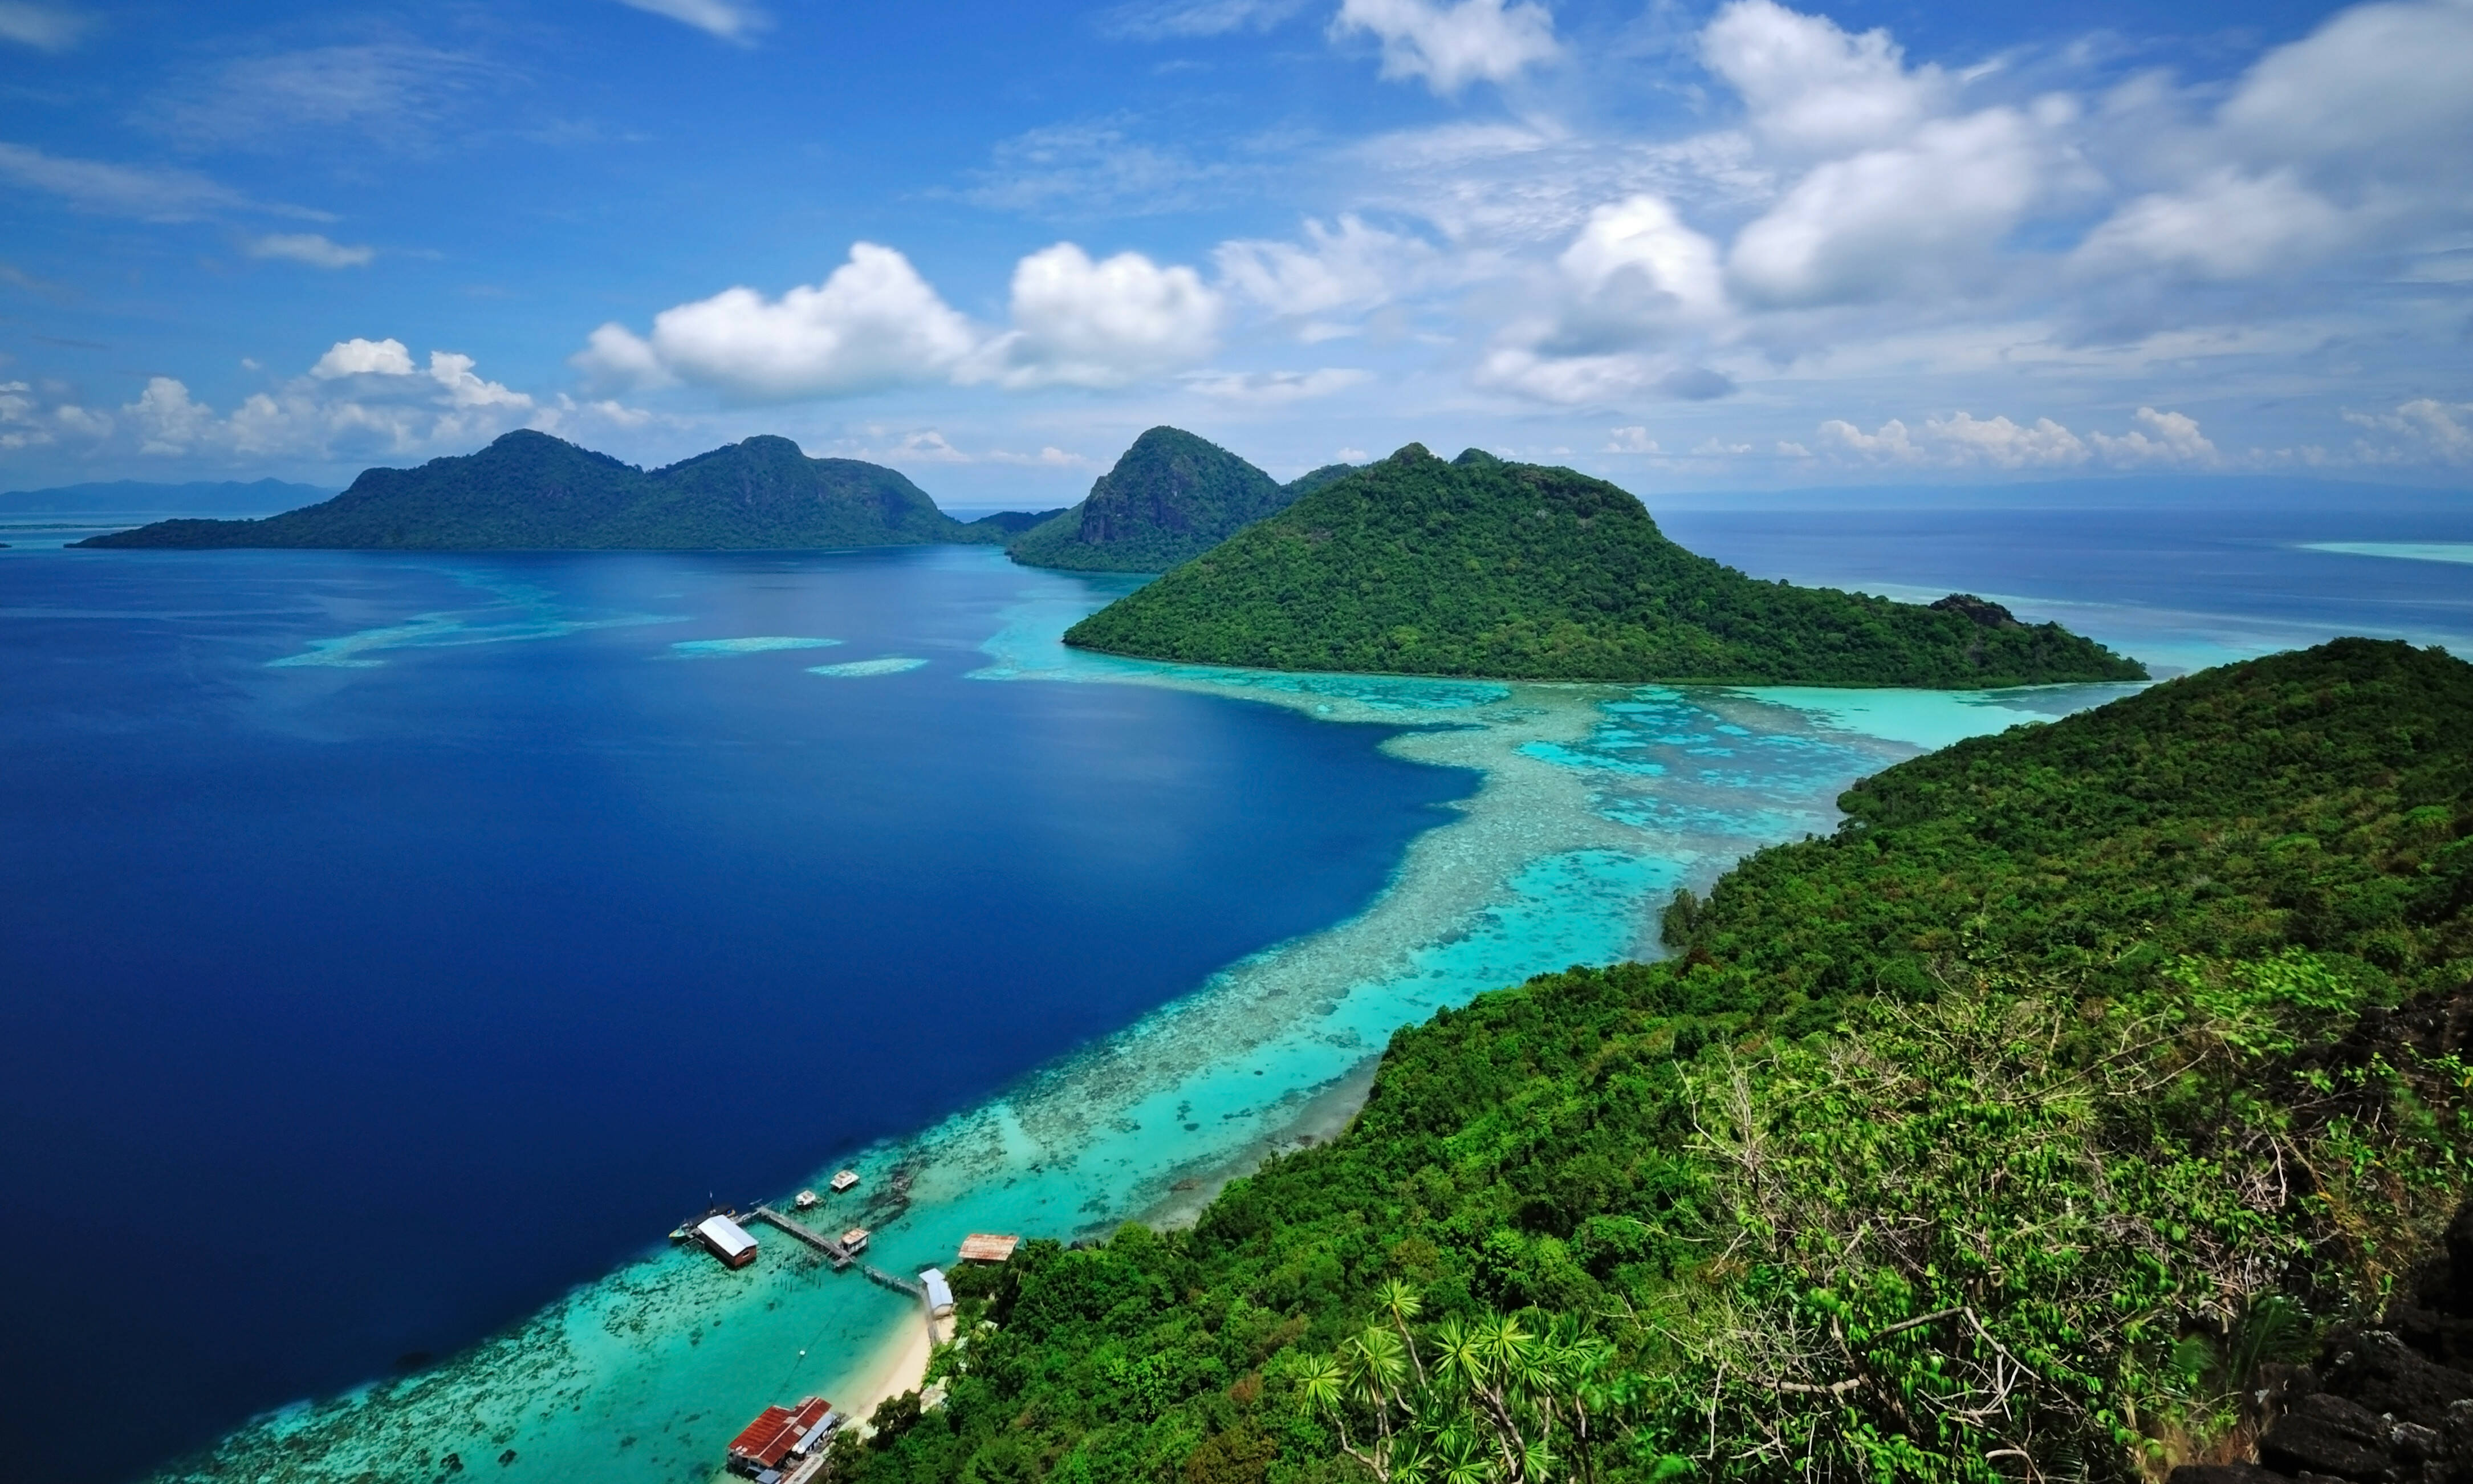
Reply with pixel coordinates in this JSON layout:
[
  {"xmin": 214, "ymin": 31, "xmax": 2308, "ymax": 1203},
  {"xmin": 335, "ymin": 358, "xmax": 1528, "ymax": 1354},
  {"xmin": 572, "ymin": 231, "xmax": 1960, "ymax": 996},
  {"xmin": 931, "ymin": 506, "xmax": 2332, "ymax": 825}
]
[
  {"xmin": 840, "ymin": 639, "xmax": 2471, "ymax": 1484},
  {"xmin": 1065, "ymin": 445, "xmax": 2146, "ymax": 688},
  {"xmin": 75, "ymin": 432, "xmax": 993, "ymax": 550},
  {"xmin": 1008, "ymin": 428, "xmax": 1296, "ymax": 573}
]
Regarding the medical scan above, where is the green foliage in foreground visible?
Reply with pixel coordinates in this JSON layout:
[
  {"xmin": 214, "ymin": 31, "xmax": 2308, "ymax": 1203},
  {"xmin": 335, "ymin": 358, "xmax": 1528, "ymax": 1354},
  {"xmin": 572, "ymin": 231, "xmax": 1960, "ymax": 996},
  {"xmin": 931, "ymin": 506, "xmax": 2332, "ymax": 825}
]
[
  {"xmin": 1010, "ymin": 427, "xmax": 1307, "ymax": 573},
  {"xmin": 1065, "ymin": 446, "xmax": 2146, "ymax": 688},
  {"xmin": 76, "ymin": 430, "xmax": 1011, "ymax": 550},
  {"xmin": 835, "ymin": 639, "xmax": 2471, "ymax": 1484}
]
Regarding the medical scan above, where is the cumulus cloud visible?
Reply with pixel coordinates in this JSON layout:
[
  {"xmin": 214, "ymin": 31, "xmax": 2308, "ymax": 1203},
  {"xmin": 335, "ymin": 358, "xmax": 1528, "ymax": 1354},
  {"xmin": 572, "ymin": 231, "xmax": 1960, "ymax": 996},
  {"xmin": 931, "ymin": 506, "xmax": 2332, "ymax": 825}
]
[
  {"xmin": 2343, "ymin": 398, "xmax": 2473, "ymax": 465},
  {"xmin": 1331, "ymin": 0, "xmax": 1559, "ymax": 96},
  {"xmin": 581, "ymin": 241, "xmax": 1221, "ymax": 400},
  {"xmin": 1700, "ymin": 0, "xmax": 1942, "ymax": 156},
  {"xmin": 1728, "ymin": 104, "xmax": 2063, "ymax": 308},
  {"xmin": 1605, "ymin": 426, "xmax": 1663, "ymax": 453},
  {"xmin": 0, "ymin": 2, "xmax": 89, "ymax": 51},
  {"xmin": 250, "ymin": 232, "xmax": 375, "ymax": 269},
  {"xmin": 612, "ymin": 0, "xmax": 767, "ymax": 42},
  {"xmin": 312, "ymin": 337, "xmax": 417, "ymax": 378},
  {"xmin": 1538, "ymin": 195, "xmax": 1727, "ymax": 354},
  {"xmin": 1815, "ymin": 406, "xmax": 2217, "ymax": 469},
  {"xmin": 578, "ymin": 243, "xmax": 978, "ymax": 401},
  {"xmin": 970, "ymin": 243, "xmax": 1222, "ymax": 389},
  {"xmin": 0, "ymin": 379, "xmax": 111, "ymax": 449},
  {"xmin": 125, "ymin": 377, "xmax": 219, "ymax": 456}
]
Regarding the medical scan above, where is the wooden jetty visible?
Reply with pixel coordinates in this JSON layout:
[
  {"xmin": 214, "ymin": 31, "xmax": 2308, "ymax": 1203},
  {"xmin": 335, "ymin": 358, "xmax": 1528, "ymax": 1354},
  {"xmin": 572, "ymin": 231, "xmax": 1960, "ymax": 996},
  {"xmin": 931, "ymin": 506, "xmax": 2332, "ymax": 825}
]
[
  {"xmin": 864, "ymin": 1265, "xmax": 927, "ymax": 1303},
  {"xmin": 750, "ymin": 1205, "xmax": 856, "ymax": 1270}
]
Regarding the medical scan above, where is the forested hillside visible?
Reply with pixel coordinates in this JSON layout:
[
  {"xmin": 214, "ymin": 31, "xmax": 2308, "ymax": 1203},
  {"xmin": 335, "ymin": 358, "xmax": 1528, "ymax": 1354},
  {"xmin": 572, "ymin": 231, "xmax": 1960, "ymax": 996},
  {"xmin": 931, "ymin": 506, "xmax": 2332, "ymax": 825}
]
[
  {"xmin": 75, "ymin": 432, "xmax": 1016, "ymax": 550},
  {"xmin": 836, "ymin": 639, "xmax": 2471, "ymax": 1484},
  {"xmin": 1065, "ymin": 445, "xmax": 2145, "ymax": 688},
  {"xmin": 1008, "ymin": 428, "xmax": 1323, "ymax": 572}
]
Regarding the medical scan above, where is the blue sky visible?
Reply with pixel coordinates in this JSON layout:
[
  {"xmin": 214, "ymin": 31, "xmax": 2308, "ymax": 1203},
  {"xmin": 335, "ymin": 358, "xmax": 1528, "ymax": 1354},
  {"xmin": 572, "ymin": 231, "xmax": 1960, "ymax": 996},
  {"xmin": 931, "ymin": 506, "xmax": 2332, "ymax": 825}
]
[{"xmin": 1, "ymin": 0, "xmax": 2467, "ymax": 504}]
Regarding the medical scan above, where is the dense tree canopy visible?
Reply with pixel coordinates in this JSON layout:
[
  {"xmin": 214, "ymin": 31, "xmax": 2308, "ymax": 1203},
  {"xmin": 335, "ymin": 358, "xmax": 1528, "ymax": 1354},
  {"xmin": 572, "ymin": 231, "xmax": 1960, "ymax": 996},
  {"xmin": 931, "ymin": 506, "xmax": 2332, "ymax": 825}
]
[
  {"xmin": 1065, "ymin": 445, "xmax": 2146, "ymax": 688},
  {"xmin": 76, "ymin": 432, "xmax": 1018, "ymax": 550},
  {"xmin": 1010, "ymin": 427, "xmax": 1317, "ymax": 573},
  {"xmin": 836, "ymin": 640, "xmax": 2471, "ymax": 1484}
]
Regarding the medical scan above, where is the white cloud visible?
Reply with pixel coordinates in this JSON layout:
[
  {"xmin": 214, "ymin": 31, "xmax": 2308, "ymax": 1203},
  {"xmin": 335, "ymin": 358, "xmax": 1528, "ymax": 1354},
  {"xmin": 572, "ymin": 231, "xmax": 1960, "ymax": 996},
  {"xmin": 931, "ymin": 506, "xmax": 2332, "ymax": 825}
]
[
  {"xmin": 427, "ymin": 351, "xmax": 531, "ymax": 410},
  {"xmin": 1700, "ymin": 0, "xmax": 1942, "ymax": 156},
  {"xmin": 125, "ymin": 377, "xmax": 218, "ymax": 456},
  {"xmin": 1331, "ymin": 0, "xmax": 1559, "ymax": 96},
  {"xmin": 0, "ymin": 2, "xmax": 88, "ymax": 51},
  {"xmin": 1182, "ymin": 368, "xmax": 1372, "ymax": 402},
  {"xmin": 1727, "ymin": 104, "xmax": 2057, "ymax": 307},
  {"xmin": 2218, "ymin": 0, "xmax": 2473, "ymax": 173},
  {"xmin": 969, "ymin": 242, "xmax": 1221, "ymax": 389},
  {"xmin": 1100, "ymin": 0, "xmax": 1306, "ymax": 39},
  {"xmin": 312, "ymin": 338, "xmax": 417, "ymax": 379},
  {"xmin": 1814, "ymin": 406, "xmax": 2216, "ymax": 468},
  {"xmin": 2087, "ymin": 405, "xmax": 2218, "ymax": 465},
  {"xmin": 987, "ymin": 445, "xmax": 1100, "ymax": 468},
  {"xmin": 612, "ymin": 0, "xmax": 767, "ymax": 42},
  {"xmin": 2344, "ymin": 399, "xmax": 2473, "ymax": 465},
  {"xmin": 151, "ymin": 43, "xmax": 509, "ymax": 155},
  {"xmin": 1214, "ymin": 214, "xmax": 1444, "ymax": 323},
  {"xmin": 249, "ymin": 233, "xmax": 375, "ymax": 269},
  {"xmin": 583, "ymin": 243, "xmax": 978, "ymax": 401},
  {"xmin": 0, "ymin": 142, "xmax": 283, "ymax": 223},
  {"xmin": 1605, "ymin": 426, "xmax": 1663, "ymax": 453},
  {"xmin": 1538, "ymin": 194, "xmax": 1727, "ymax": 353}
]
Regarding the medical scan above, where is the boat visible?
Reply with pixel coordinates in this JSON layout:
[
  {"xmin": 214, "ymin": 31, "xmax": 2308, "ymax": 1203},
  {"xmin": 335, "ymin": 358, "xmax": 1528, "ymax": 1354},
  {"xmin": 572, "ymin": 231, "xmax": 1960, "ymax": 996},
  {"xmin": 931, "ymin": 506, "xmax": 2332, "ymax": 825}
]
[
  {"xmin": 841, "ymin": 1228, "xmax": 870, "ymax": 1254},
  {"xmin": 793, "ymin": 1189, "xmax": 819, "ymax": 1210},
  {"xmin": 829, "ymin": 1170, "xmax": 860, "ymax": 1193}
]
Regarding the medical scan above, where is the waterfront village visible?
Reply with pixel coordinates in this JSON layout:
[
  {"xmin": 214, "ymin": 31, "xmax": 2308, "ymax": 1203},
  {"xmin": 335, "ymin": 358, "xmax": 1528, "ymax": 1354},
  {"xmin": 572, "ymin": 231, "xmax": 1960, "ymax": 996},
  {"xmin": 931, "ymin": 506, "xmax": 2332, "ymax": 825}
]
[{"xmin": 672, "ymin": 1168, "xmax": 1025, "ymax": 1484}]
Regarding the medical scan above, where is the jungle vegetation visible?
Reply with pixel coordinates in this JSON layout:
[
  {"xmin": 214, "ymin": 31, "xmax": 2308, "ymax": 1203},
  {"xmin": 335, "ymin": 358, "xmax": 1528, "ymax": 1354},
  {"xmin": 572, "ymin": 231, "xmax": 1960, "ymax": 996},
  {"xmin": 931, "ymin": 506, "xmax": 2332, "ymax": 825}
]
[
  {"xmin": 1064, "ymin": 445, "xmax": 2147, "ymax": 688},
  {"xmin": 1007, "ymin": 428, "xmax": 1344, "ymax": 573},
  {"xmin": 830, "ymin": 638, "xmax": 2472, "ymax": 1484},
  {"xmin": 74, "ymin": 431, "xmax": 1038, "ymax": 550}
]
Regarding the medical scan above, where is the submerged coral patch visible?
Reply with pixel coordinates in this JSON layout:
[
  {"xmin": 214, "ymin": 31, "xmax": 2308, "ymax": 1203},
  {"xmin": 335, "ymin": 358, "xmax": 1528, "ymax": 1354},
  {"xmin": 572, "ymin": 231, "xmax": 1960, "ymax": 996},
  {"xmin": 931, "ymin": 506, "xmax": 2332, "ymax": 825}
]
[
  {"xmin": 807, "ymin": 657, "xmax": 929, "ymax": 677},
  {"xmin": 666, "ymin": 636, "xmax": 843, "ymax": 657}
]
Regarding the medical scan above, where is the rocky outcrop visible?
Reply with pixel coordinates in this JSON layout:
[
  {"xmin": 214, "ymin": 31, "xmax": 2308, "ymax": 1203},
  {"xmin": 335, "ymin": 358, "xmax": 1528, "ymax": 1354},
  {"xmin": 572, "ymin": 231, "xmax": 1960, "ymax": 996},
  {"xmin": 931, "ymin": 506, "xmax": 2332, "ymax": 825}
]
[{"xmin": 2171, "ymin": 1201, "xmax": 2473, "ymax": 1484}]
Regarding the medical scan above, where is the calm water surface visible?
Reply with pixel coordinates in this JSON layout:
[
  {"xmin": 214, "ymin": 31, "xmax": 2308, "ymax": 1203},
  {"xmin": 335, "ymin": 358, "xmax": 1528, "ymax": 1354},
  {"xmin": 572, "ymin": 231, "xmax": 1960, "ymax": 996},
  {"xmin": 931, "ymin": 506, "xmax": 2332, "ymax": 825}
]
[
  {"xmin": 0, "ymin": 546, "xmax": 1473, "ymax": 1482},
  {"xmin": 3, "ymin": 491, "xmax": 2467, "ymax": 1483}
]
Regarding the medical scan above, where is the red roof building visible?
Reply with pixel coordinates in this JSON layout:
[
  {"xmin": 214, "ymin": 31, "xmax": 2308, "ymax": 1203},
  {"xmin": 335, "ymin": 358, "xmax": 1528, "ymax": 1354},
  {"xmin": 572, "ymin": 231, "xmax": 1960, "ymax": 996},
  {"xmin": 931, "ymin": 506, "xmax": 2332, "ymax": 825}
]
[{"xmin": 727, "ymin": 1396, "xmax": 836, "ymax": 1477}]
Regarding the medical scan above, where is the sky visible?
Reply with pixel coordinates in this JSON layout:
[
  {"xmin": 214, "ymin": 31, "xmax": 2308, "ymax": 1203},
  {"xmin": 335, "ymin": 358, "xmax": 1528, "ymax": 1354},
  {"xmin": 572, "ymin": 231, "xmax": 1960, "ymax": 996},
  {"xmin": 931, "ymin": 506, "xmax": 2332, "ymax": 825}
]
[{"xmin": 1, "ymin": 0, "xmax": 2468, "ymax": 505}]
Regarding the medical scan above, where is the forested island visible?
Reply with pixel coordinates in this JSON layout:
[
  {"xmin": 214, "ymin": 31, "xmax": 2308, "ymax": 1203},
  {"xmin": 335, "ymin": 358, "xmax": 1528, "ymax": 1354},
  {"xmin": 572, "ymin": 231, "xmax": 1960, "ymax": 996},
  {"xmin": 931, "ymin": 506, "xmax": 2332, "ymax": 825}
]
[
  {"xmin": 73, "ymin": 431, "xmax": 1041, "ymax": 551},
  {"xmin": 835, "ymin": 637, "xmax": 2473, "ymax": 1484},
  {"xmin": 1067, "ymin": 443, "xmax": 2146, "ymax": 688},
  {"xmin": 1007, "ymin": 427, "xmax": 1348, "ymax": 572}
]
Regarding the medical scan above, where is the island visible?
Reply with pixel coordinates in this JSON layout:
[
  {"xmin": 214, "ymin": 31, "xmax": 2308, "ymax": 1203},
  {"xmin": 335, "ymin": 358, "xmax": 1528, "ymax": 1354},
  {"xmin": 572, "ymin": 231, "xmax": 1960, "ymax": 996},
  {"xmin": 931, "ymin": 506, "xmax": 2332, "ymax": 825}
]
[
  {"xmin": 71, "ymin": 431, "xmax": 1048, "ymax": 551},
  {"xmin": 1007, "ymin": 426, "xmax": 1351, "ymax": 572},
  {"xmin": 1067, "ymin": 442, "xmax": 2148, "ymax": 686},
  {"xmin": 829, "ymin": 637, "xmax": 2473, "ymax": 1484}
]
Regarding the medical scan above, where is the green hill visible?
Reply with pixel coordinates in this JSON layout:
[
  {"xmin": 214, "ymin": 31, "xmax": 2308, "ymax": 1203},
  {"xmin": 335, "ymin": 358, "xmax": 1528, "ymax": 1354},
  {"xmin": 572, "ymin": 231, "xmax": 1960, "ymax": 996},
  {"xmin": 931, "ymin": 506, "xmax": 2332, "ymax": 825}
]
[
  {"xmin": 1066, "ymin": 442, "xmax": 2147, "ymax": 686},
  {"xmin": 1007, "ymin": 427, "xmax": 1313, "ymax": 572},
  {"xmin": 832, "ymin": 638, "xmax": 2473, "ymax": 1484},
  {"xmin": 72, "ymin": 431, "xmax": 1012, "ymax": 550}
]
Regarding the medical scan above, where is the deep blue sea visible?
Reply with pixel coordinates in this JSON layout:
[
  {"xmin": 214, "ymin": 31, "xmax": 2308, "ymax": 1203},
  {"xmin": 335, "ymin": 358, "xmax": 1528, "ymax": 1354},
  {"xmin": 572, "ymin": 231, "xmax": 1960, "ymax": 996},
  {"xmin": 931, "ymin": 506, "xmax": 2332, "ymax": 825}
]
[
  {"xmin": 0, "ymin": 547, "xmax": 1473, "ymax": 1482},
  {"xmin": 2, "ymin": 491, "xmax": 2467, "ymax": 1484}
]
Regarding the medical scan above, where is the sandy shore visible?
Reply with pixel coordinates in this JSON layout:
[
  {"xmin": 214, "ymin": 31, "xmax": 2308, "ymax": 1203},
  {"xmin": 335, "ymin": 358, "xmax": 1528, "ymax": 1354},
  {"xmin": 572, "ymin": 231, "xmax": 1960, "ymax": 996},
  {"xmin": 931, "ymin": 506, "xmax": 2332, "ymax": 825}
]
[{"xmin": 839, "ymin": 1311, "xmax": 948, "ymax": 1433}]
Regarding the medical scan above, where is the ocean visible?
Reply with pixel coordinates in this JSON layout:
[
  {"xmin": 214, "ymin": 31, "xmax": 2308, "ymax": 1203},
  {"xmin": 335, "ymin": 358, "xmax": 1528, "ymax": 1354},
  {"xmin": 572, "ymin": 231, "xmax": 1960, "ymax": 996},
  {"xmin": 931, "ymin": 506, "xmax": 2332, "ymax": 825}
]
[{"xmin": 1, "ymin": 491, "xmax": 2466, "ymax": 1484}]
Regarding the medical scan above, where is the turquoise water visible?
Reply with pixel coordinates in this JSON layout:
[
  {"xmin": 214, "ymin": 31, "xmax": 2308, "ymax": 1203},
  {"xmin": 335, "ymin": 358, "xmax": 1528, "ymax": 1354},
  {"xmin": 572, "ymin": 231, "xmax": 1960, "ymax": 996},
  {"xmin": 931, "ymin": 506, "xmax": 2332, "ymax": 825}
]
[
  {"xmin": 2298, "ymin": 542, "xmax": 2473, "ymax": 566},
  {"xmin": 153, "ymin": 567, "xmax": 2143, "ymax": 1484}
]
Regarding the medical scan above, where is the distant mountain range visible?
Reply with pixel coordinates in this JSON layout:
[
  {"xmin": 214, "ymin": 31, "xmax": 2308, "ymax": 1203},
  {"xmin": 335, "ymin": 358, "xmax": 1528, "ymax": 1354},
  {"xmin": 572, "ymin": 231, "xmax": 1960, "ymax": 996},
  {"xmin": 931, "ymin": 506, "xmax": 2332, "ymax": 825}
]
[
  {"xmin": 1006, "ymin": 427, "xmax": 1355, "ymax": 572},
  {"xmin": 1, "ymin": 478, "xmax": 331, "ymax": 514},
  {"xmin": 1066, "ymin": 442, "xmax": 2149, "ymax": 688},
  {"xmin": 74, "ymin": 433, "xmax": 1047, "ymax": 551}
]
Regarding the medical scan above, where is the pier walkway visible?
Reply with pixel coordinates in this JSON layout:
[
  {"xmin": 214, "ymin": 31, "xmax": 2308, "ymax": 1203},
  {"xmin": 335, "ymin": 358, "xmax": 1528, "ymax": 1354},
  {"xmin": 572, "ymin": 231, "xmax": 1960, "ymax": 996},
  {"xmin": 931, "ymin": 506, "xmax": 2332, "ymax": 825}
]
[
  {"xmin": 750, "ymin": 1206, "xmax": 855, "ymax": 1270},
  {"xmin": 864, "ymin": 1266, "xmax": 926, "ymax": 1302}
]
